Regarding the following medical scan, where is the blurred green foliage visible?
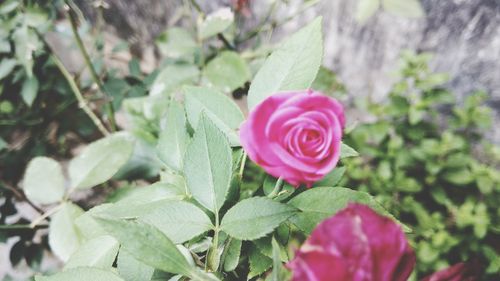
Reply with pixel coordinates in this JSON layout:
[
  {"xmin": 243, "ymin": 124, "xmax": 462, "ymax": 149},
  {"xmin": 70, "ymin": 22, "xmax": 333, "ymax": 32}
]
[{"xmin": 342, "ymin": 51, "xmax": 500, "ymax": 279}]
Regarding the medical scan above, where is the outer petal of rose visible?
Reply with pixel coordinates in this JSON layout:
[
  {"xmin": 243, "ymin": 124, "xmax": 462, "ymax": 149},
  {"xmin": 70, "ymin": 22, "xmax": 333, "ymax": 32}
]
[
  {"xmin": 289, "ymin": 251, "xmax": 350, "ymax": 281},
  {"xmin": 280, "ymin": 91, "xmax": 345, "ymax": 127},
  {"xmin": 421, "ymin": 262, "xmax": 480, "ymax": 281},
  {"xmin": 352, "ymin": 204, "xmax": 415, "ymax": 281},
  {"xmin": 239, "ymin": 97, "xmax": 285, "ymax": 166}
]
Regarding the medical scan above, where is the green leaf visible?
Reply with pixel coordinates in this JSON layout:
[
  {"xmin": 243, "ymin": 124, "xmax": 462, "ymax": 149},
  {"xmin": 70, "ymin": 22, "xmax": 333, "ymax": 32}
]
[
  {"xmin": 156, "ymin": 27, "xmax": 198, "ymax": 59},
  {"xmin": 69, "ymin": 133, "xmax": 134, "ymax": 189},
  {"xmin": 149, "ymin": 63, "xmax": 199, "ymax": 97},
  {"xmin": 49, "ymin": 203, "xmax": 84, "ymax": 261},
  {"xmin": 0, "ymin": 0, "xmax": 19, "ymax": 14},
  {"xmin": 113, "ymin": 182, "xmax": 186, "ymax": 205},
  {"xmin": 247, "ymin": 17, "xmax": 323, "ymax": 109},
  {"xmin": 157, "ymin": 101, "xmax": 189, "ymax": 171},
  {"xmin": 313, "ymin": 166, "xmax": 346, "ymax": 187},
  {"xmin": 20, "ymin": 75, "xmax": 39, "ymax": 106},
  {"xmin": 13, "ymin": 24, "xmax": 41, "ymax": 77},
  {"xmin": 222, "ymin": 238, "xmax": 241, "ymax": 272},
  {"xmin": 199, "ymin": 8, "xmax": 234, "ymax": 39},
  {"xmin": 382, "ymin": 0, "xmax": 424, "ymax": 18},
  {"xmin": 74, "ymin": 204, "xmax": 113, "ymax": 240},
  {"xmin": 95, "ymin": 217, "xmax": 193, "ymax": 277},
  {"xmin": 270, "ymin": 237, "xmax": 282, "ymax": 281},
  {"xmin": 340, "ymin": 142, "xmax": 359, "ymax": 159},
  {"xmin": 23, "ymin": 157, "xmax": 65, "ymax": 205},
  {"xmin": 356, "ymin": 0, "xmax": 380, "ymax": 23},
  {"xmin": 118, "ymin": 250, "xmax": 155, "ymax": 281},
  {"xmin": 0, "ymin": 137, "xmax": 7, "ymax": 151},
  {"xmin": 0, "ymin": 58, "xmax": 17, "ymax": 80},
  {"xmin": 184, "ymin": 114, "xmax": 233, "ymax": 213},
  {"xmin": 248, "ymin": 246, "xmax": 272, "ymax": 279},
  {"xmin": 64, "ymin": 235, "xmax": 119, "ymax": 270},
  {"xmin": 184, "ymin": 86, "xmax": 244, "ymax": 146},
  {"xmin": 443, "ymin": 169, "xmax": 474, "ymax": 185},
  {"xmin": 221, "ymin": 197, "xmax": 296, "ymax": 240},
  {"xmin": 203, "ymin": 51, "xmax": 251, "ymax": 92},
  {"xmin": 24, "ymin": 7, "xmax": 49, "ymax": 28},
  {"xmin": 0, "ymin": 40, "xmax": 11, "ymax": 53},
  {"xmin": 35, "ymin": 267, "xmax": 124, "ymax": 281},
  {"xmin": 139, "ymin": 200, "xmax": 213, "ymax": 244},
  {"xmin": 288, "ymin": 187, "xmax": 387, "ymax": 234}
]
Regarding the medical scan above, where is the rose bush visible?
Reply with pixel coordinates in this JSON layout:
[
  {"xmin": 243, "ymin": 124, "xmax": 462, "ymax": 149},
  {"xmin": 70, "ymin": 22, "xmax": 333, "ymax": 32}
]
[
  {"xmin": 240, "ymin": 90, "xmax": 345, "ymax": 187},
  {"xmin": 288, "ymin": 203, "xmax": 415, "ymax": 281}
]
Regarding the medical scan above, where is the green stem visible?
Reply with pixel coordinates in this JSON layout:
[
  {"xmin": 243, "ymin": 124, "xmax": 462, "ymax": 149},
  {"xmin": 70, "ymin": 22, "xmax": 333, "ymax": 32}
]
[
  {"xmin": 189, "ymin": 0, "xmax": 203, "ymax": 14},
  {"xmin": 29, "ymin": 203, "xmax": 64, "ymax": 228},
  {"xmin": 51, "ymin": 54, "xmax": 110, "ymax": 136},
  {"xmin": 268, "ymin": 177, "xmax": 284, "ymax": 198},
  {"xmin": 207, "ymin": 211, "xmax": 220, "ymax": 272},
  {"xmin": 238, "ymin": 152, "xmax": 248, "ymax": 182},
  {"xmin": 66, "ymin": 1, "xmax": 116, "ymax": 131},
  {"xmin": 0, "ymin": 182, "xmax": 45, "ymax": 215},
  {"xmin": 0, "ymin": 224, "xmax": 48, "ymax": 230}
]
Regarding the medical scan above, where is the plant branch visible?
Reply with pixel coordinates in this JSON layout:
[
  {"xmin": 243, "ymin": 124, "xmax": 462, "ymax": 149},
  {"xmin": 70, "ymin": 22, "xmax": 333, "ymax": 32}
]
[
  {"xmin": 30, "ymin": 204, "xmax": 64, "ymax": 228},
  {"xmin": 51, "ymin": 53, "xmax": 110, "ymax": 136},
  {"xmin": 217, "ymin": 33, "xmax": 236, "ymax": 50},
  {"xmin": 0, "ymin": 182, "xmax": 45, "ymax": 215},
  {"xmin": 0, "ymin": 224, "xmax": 48, "ymax": 230},
  {"xmin": 238, "ymin": 151, "xmax": 247, "ymax": 182},
  {"xmin": 65, "ymin": 1, "xmax": 117, "ymax": 131},
  {"xmin": 189, "ymin": 0, "xmax": 203, "ymax": 14}
]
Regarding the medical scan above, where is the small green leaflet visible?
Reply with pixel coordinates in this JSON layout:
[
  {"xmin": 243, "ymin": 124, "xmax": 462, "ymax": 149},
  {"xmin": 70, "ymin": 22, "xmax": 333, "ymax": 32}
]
[
  {"xmin": 156, "ymin": 27, "xmax": 198, "ymax": 59},
  {"xmin": 20, "ymin": 75, "xmax": 39, "ymax": 106},
  {"xmin": 199, "ymin": 8, "xmax": 234, "ymax": 39},
  {"xmin": 95, "ymin": 217, "xmax": 193, "ymax": 277},
  {"xmin": 221, "ymin": 197, "xmax": 296, "ymax": 240},
  {"xmin": 136, "ymin": 200, "xmax": 213, "ymax": 244},
  {"xmin": 247, "ymin": 17, "xmax": 323, "ymax": 110},
  {"xmin": 118, "ymin": 250, "xmax": 154, "ymax": 281},
  {"xmin": 64, "ymin": 235, "xmax": 119, "ymax": 270},
  {"xmin": 23, "ymin": 157, "xmax": 65, "ymax": 205},
  {"xmin": 184, "ymin": 113, "xmax": 233, "ymax": 213},
  {"xmin": 35, "ymin": 267, "xmax": 124, "ymax": 281},
  {"xmin": 356, "ymin": 0, "xmax": 380, "ymax": 23},
  {"xmin": 288, "ymin": 187, "xmax": 400, "ymax": 234},
  {"xmin": 149, "ymin": 63, "xmax": 199, "ymax": 97},
  {"xmin": 203, "ymin": 51, "xmax": 251, "ymax": 93},
  {"xmin": 69, "ymin": 133, "xmax": 134, "ymax": 189},
  {"xmin": 183, "ymin": 86, "xmax": 244, "ymax": 146},
  {"xmin": 313, "ymin": 166, "xmax": 346, "ymax": 187},
  {"xmin": 49, "ymin": 203, "xmax": 84, "ymax": 261},
  {"xmin": 0, "ymin": 58, "xmax": 17, "ymax": 80},
  {"xmin": 157, "ymin": 100, "xmax": 189, "ymax": 172},
  {"xmin": 340, "ymin": 142, "xmax": 359, "ymax": 159}
]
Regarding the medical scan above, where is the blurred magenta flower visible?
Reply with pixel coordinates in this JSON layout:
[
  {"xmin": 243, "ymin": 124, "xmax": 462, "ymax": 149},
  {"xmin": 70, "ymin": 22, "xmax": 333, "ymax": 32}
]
[
  {"xmin": 422, "ymin": 262, "xmax": 479, "ymax": 281},
  {"xmin": 240, "ymin": 90, "xmax": 345, "ymax": 187},
  {"xmin": 231, "ymin": 0, "xmax": 251, "ymax": 17},
  {"xmin": 288, "ymin": 203, "xmax": 415, "ymax": 281}
]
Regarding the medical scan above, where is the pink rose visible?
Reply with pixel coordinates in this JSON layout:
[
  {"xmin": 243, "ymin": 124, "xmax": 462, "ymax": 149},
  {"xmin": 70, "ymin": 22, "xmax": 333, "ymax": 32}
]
[
  {"xmin": 421, "ymin": 262, "xmax": 480, "ymax": 281},
  {"xmin": 288, "ymin": 203, "xmax": 416, "ymax": 281},
  {"xmin": 240, "ymin": 90, "xmax": 345, "ymax": 187}
]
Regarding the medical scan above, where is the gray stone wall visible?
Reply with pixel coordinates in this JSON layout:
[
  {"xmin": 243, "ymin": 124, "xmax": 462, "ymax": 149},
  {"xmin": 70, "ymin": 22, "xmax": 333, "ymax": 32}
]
[{"xmin": 76, "ymin": 0, "xmax": 500, "ymax": 140}]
